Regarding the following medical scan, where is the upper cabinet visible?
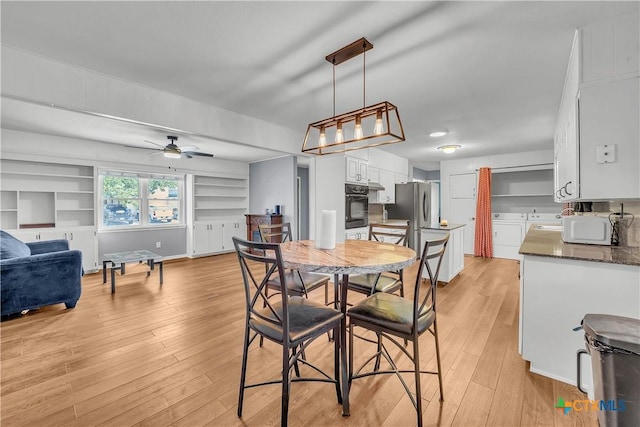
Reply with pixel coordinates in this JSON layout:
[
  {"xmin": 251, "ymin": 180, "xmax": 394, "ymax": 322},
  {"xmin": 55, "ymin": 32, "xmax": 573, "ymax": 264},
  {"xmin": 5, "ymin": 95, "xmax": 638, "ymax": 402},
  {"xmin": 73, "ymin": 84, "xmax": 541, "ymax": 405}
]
[
  {"xmin": 554, "ymin": 14, "xmax": 639, "ymax": 201},
  {"xmin": 345, "ymin": 156, "xmax": 368, "ymax": 184}
]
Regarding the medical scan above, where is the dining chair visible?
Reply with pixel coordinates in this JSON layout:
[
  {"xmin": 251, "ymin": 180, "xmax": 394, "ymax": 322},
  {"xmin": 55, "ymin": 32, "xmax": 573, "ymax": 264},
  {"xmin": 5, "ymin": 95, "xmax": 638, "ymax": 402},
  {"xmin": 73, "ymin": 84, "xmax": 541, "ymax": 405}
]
[
  {"xmin": 346, "ymin": 222, "xmax": 410, "ymax": 297},
  {"xmin": 233, "ymin": 237, "xmax": 344, "ymax": 427},
  {"xmin": 259, "ymin": 222, "xmax": 330, "ymax": 305},
  {"xmin": 347, "ymin": 234, "xmax": 450, "ymax": 427}
]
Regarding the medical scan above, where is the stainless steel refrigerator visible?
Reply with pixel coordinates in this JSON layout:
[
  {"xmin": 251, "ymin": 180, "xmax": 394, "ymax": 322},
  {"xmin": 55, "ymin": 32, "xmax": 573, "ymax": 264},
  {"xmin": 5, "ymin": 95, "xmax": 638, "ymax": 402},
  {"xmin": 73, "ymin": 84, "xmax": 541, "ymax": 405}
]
[{"xmin": 386, "ymin": 182, "xmax": 440, "ymax": 254}]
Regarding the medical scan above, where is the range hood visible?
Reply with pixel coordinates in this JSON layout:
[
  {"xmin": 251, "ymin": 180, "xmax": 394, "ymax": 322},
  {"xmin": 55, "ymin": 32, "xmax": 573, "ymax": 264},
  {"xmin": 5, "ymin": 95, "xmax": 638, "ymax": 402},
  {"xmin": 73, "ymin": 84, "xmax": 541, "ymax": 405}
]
[{"xmin": 368, "ymin": 182, "xmax": 385, "ymax": 191}]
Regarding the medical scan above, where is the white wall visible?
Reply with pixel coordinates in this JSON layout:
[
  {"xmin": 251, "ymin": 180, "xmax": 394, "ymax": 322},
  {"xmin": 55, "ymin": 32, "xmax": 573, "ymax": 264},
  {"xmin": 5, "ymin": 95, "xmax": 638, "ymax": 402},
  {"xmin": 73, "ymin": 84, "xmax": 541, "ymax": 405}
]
[
  {"xmin": 249, "ymin": 156, "xmax": 297, "ymax": 238},
  {"xmin": 440, "ymin": 149, "xmax": 553, "ymax": 219}
]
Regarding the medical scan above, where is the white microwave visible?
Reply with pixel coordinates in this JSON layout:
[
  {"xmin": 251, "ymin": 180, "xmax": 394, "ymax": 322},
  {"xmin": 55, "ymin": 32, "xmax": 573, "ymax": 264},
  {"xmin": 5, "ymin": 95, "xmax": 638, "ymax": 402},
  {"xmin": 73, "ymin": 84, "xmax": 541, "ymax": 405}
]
[{"xmin": 561, "ymin": 216, "xmax": 612, "ymax": 245}]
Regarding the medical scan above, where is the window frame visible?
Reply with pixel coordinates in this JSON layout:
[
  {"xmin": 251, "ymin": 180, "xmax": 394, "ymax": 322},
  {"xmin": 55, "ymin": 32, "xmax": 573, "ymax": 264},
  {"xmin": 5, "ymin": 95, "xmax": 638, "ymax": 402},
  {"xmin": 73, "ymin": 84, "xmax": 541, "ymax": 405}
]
[{"xmin": 99, "ymin": 169, "xmax": 185, "ymax": 230}]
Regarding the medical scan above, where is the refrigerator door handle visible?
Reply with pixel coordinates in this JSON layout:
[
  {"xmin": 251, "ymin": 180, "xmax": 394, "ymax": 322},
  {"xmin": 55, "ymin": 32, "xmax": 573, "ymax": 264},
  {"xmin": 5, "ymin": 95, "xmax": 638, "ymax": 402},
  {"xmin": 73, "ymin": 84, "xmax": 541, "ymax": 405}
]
[{"xmin": 423, "ymin": 192, "xmax": 428, "ymax": 222}]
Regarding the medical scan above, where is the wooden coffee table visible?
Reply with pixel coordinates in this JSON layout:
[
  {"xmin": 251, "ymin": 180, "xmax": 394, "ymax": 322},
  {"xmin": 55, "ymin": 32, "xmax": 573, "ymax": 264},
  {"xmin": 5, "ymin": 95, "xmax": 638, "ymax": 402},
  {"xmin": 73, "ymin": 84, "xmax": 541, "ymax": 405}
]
[{"xmin": 102, "ymin": 250, "xmax": 163, "ymax": 293}]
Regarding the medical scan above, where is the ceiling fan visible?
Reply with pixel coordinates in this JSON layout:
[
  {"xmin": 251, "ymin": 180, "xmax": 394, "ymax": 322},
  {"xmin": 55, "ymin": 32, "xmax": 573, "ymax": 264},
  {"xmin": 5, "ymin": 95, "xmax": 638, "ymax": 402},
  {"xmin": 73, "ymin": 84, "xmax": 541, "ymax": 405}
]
[{"xmin": 127, "ymin": 135, "xmax": 214, "ymax": 159}]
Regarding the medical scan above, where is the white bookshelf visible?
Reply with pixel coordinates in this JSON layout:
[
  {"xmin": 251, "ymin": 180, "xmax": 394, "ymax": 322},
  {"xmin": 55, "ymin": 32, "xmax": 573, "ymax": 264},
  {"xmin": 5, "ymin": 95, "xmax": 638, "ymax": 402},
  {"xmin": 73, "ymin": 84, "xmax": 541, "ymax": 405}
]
[
  {"xmin": 193, "ymin": 175, "xmax": 248, "ymax": 220},
  {"xmin": 0, "ymin": 159, "xmax": 96, "ymax": 229}
]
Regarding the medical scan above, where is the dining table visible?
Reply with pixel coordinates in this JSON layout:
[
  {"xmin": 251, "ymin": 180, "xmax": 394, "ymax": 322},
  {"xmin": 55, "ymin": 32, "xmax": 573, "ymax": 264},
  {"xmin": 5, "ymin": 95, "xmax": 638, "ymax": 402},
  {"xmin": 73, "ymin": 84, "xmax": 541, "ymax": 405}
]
[{"xmin": 278, "ymin": 239, "xmax": 417, "ymax": 417}]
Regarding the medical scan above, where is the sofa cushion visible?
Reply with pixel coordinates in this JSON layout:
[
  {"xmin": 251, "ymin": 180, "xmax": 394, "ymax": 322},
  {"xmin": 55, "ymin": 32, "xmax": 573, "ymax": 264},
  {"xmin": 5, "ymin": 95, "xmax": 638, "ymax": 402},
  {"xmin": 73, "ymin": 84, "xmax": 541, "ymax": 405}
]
[{"xmin": 1, "ymin": 231, "xmax": 31, "ymax": 260}]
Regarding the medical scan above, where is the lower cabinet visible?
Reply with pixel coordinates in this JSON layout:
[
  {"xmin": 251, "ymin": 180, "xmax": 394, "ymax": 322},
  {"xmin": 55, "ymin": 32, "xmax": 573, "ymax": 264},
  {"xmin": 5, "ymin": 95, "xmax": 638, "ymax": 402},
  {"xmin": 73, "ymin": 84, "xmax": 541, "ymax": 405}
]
[
  {"xmin": 420, "ymin": 226, "xmax": 465, "ymax": 283},
  {"xmin": 345, "ymin": 227, "xmax": 369, "ymax": 240},
  {"xmin": 520, "ymin": 255, "xmax": 639, "ymax": 395},
  {"xmin": 8, "ymin": 227, "xmax": 98, "ymax": 272},
  {"xmin": 193, "ymin": 219, "xmax": 246, "ymax": 255}
]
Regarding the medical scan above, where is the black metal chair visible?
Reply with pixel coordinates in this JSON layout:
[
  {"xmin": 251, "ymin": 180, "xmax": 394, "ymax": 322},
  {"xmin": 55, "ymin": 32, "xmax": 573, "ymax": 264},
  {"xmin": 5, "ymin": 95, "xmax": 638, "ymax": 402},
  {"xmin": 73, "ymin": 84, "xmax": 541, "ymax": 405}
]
[
  {"xmin": 347, "ymin": 234, "xmax": 450, "ymax": 427},
  {"xmin": 259, "ymin": 222, "xmax": 330, "ymax": 305},
  {"xmin": 233, "ymin": 237, "xmax": 344, "ymax": 427},
  {"xmin": 346, "ymin": 222, "xmax": 410, "ymax": 297}
]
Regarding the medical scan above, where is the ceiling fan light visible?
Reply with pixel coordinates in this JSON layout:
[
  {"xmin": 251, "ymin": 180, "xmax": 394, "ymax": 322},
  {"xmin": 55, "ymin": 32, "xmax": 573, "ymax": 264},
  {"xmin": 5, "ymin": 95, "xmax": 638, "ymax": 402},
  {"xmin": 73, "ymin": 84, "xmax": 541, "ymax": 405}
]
[
  {"xmin": 437, "ymin": 144, "xmax": 461, "ymax": 154},
  {"xmin": 163, "ymin": 152, "xmax": 181, "ymax": 159}
]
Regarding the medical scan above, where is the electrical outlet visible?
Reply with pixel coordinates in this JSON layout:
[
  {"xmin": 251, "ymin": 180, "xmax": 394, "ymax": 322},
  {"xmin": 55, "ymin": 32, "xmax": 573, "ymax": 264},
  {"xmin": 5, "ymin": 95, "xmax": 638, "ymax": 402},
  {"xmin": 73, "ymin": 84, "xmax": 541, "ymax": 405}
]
[{"xmin": 156, "ymin": 241, "xmax": 161, "ymax": 248}]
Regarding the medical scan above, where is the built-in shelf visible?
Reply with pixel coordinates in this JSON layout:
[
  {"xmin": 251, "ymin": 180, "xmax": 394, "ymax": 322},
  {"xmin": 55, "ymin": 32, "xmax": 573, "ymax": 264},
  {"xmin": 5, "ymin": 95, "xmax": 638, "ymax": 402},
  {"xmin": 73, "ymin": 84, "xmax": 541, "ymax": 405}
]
[
  {"xmin": 491, "ymin": 168, "xmax": 556, "ymax": 214},
  {"xmin": 0, "ymin": 159, "xmax": 96, "ymax": 229},
  {"xmin": 192, "ymin": 174, "xmax": 248, "ymax": 222}
]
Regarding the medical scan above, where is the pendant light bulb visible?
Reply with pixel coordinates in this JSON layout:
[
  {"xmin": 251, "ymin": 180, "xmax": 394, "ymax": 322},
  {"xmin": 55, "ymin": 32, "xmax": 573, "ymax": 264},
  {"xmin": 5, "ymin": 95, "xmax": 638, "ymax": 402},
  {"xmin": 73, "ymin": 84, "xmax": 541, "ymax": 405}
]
[
  {"xmin": 373, "ymin": 110, "xmax": 384, "ymax": 135},
  {"xmin": 335, "ymin": 122, "xmax": 344, "ymax": 143},
  {"xmin": 319, "ymin": 126, "xmax": 327, "ymax": 146},
  {"xmin": 354, "ymin": 116, "xmax": 363, "ymax": 140}
]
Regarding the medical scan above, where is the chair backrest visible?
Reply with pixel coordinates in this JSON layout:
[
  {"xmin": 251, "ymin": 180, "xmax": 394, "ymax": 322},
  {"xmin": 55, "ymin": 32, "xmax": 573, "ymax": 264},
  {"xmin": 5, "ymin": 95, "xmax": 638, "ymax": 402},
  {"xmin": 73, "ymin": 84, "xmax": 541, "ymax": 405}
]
[
  {"xmin": 368, "ymin": 222, "xmax": 410, "ymax": 246},
  {"xmin": 233, "ymin": 237, "xmax": 291, "ymax": 337},
  {"xmin": 413, "ymin": 234, "xmax": 450, "ymax": 324},
  {"xmin": 258, "ymin": 222, "xmax": 292, "ymax": 244}
]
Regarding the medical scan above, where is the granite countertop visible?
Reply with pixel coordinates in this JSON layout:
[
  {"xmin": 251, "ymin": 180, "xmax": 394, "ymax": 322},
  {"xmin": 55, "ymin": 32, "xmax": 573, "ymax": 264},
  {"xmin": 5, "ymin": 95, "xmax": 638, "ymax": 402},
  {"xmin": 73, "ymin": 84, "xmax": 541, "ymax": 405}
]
[
  {"xmin": 519, "ymin": 228, "xmax": 640, "ymax": 266},
  {"xmin": 422, "ymin": 223, "xmax": 466, "ymax": 231}
]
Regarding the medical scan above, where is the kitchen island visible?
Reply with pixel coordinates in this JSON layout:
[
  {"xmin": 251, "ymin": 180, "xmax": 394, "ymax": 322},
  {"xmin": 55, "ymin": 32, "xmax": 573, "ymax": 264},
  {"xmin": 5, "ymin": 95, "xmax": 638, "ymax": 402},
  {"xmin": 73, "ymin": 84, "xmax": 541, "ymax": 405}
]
[
  {"xmin": 518, "ymin": 227, "xmax": 640, "ymax": 394},
  {"xmin": 421, "ymin": 224, "xmax": 466, "ymax": 283}
]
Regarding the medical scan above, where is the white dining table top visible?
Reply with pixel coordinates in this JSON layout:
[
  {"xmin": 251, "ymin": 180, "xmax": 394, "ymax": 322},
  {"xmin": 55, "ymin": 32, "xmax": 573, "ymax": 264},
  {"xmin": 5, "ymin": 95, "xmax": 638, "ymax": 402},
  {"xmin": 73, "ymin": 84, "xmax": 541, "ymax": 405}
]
[{"xmin": 279, "ymin": 239, "xmax": 417, "ymax": 275}]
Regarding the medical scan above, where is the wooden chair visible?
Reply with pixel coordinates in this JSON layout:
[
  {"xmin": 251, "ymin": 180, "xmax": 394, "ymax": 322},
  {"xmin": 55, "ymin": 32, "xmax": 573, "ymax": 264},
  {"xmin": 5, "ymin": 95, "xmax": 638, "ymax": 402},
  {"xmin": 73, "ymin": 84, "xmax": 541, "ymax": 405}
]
[
  {"xmin": 347, "ymin": 234, "xmax": 449, "ymax": 427},
  {"xmin": 346, "ymin": 222, "xmax": 410, "ymax": 297},
  {"xmin": 259, "ymin": 222, "xmax": 330, "ymax": 305},
  {"xmin": 233, "ymin": 237, "xmax": 343, "ymax": 427}
]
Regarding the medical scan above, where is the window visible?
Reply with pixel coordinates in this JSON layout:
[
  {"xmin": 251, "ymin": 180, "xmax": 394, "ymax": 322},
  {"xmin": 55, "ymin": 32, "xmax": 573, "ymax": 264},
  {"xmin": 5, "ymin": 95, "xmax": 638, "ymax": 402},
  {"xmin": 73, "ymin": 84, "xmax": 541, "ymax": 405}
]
[{"xmin": 100, "ymin": 171, "xmax": 183, "ymax": 229}]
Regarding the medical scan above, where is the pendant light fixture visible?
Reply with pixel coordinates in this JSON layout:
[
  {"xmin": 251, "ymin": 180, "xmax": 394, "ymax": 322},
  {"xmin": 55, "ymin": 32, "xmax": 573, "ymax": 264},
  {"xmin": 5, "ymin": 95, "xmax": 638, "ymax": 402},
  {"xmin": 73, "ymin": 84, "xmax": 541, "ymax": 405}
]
[{"xmin": 302, "ymin": 37, "xmax": 405, "ymax": 155}]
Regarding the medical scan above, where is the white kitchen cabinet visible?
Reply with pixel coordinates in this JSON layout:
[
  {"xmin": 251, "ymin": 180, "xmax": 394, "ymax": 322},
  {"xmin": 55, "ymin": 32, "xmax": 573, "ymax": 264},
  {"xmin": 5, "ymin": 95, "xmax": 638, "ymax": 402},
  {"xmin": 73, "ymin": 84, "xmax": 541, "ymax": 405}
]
[
  {"xmin": 554, "ymin": 15, "xmax": 639, "ymax": 201},
  {"xmin": 193, "ymin": 218, "xmax": 245, "ymax": 255},
  {"xmin": 369, "ymin": 169, "xmax": 396, "ymax": 204},
  {"xmin": 345, "ymin": 156, "xmax": 368, "ymax": 184},
  {"xmin": 345, "ymin": 227, "xmax": 369, "ymax": 241},
  {"xmin": 394, "ymin": 173, "xmax": 408, "ymax": 184},
  {"xmin": 420, "ymin": 226, "xmax": 465, "ymax": 283},
  {"xmin": 520, "ymin": 255, "xmax": 639, "ymax": 392},
  {"xmin": 367, "ymin": 167, "xmax": 380, "ymax": 185}
]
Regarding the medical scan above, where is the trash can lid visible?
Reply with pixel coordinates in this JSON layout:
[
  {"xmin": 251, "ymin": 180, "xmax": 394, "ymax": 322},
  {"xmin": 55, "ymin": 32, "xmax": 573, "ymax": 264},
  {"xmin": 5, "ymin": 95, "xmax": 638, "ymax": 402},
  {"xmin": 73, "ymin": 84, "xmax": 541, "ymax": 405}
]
[{"xmin": 582, "ymin": 314, "xmax": 640, "ymax": 355}]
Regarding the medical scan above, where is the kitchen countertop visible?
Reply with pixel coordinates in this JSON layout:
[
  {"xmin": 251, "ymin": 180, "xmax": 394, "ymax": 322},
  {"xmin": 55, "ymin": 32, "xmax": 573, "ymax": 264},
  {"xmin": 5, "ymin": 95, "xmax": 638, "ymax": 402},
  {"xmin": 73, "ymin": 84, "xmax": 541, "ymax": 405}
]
[
  {"xmin": 519, "ymin": 227, "xmax": 640, "ymax": 266},
  {"xmin": 372, "ymin": 219, "xmax": 410, "ymax": 226},
  {"xmin": 421, "ymin": 223, "xmax": 466, "ymax": 231}
]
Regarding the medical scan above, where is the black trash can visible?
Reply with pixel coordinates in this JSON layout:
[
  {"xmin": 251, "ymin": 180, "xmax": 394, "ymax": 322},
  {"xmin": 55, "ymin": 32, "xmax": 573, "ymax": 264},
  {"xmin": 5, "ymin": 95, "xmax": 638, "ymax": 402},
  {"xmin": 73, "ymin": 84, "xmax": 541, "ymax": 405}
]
[{"xmin": 577, "ymin": 314, "xmax": 640, "ymax": 427}]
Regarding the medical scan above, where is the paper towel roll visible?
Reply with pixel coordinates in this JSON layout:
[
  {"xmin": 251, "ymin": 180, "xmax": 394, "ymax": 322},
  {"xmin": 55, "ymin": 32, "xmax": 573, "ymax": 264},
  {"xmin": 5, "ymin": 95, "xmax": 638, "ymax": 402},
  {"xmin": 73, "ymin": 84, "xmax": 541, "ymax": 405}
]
[{"xmin": 316, "ymin": 210, "xmax": 336, "ymax": 249}]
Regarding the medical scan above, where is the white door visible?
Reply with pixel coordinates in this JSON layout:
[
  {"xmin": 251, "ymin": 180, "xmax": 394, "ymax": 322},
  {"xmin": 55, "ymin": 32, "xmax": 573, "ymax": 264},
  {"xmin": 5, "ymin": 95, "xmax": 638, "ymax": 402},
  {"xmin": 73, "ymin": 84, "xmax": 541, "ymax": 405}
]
[{"xmin": 448, "ymin": 173, "xmax": 477, "ymax": 254}]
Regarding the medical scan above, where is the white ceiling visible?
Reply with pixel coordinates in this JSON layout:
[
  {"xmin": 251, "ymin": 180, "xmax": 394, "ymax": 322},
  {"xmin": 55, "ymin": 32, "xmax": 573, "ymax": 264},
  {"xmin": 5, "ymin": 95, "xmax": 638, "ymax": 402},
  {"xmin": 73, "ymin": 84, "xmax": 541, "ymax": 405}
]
[{"xmin": 1, "ymin": 1, "xmax": 638, "ymax": 170}]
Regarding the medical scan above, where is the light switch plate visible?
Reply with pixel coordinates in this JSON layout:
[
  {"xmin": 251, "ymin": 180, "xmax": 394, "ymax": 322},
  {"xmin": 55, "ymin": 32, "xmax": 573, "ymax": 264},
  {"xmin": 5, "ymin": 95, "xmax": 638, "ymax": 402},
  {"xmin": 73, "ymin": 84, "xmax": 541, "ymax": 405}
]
[{"xmin": 596, "ymin": 144, "xmax": 616, "ymax": 164}]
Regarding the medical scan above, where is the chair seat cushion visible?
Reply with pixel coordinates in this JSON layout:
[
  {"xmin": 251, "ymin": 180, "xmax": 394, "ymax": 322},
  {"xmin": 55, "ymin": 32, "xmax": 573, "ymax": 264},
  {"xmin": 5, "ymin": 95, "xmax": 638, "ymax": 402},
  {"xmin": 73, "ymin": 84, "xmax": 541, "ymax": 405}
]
[
  {"xmin": 267, "ymin": 270, "xmax": 329, "ymax": 295},
  {"xmin": 347, "ymin": 273, "xmax": 401, "ymax": 294},
  {"xmin": 0, "ymin": 231, "xmax": 31, "ymax": 260},
  {"xmin": 250, "ymin": 296, "xmax": 343, "ymax": 345},
  {"xmin": 348, "ymin": 293, "xmax": 435, "ymax": 337}
]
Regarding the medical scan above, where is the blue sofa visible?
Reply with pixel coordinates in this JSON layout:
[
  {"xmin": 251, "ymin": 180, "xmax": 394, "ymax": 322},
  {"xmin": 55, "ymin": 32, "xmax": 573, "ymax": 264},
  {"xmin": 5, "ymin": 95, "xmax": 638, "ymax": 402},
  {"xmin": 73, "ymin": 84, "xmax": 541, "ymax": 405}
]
[{"xmin": 1, "ymin": 230, "xmax": 83, "ymax": 317}]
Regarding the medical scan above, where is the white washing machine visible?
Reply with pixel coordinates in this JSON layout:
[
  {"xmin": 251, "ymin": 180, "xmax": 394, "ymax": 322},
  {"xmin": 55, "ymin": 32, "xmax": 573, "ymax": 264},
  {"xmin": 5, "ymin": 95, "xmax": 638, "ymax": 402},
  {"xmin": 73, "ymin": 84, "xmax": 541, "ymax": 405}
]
[{"xmin": 492, "ymin": 213, "xmax": 527, "ymax": 260}]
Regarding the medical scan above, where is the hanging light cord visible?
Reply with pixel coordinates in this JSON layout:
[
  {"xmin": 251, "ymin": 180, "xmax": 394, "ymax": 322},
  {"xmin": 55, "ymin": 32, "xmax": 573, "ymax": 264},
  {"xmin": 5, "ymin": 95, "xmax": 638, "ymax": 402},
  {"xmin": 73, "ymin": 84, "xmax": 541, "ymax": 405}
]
[
  {"xmin": 362, "ymin": 41, "xmax": 366, "ymax": 108},
  {"xmin": 332, "ymin": 57, "xmax": 336, "ymax": 119}
]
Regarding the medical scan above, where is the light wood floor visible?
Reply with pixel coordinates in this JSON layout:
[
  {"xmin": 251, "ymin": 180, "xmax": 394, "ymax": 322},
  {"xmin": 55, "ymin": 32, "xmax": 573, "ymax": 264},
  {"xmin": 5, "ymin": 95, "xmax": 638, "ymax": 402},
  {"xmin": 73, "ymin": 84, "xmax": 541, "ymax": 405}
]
[{"xmin": 1, "ymin": 254, "xmax": 597, "ymax": 427}]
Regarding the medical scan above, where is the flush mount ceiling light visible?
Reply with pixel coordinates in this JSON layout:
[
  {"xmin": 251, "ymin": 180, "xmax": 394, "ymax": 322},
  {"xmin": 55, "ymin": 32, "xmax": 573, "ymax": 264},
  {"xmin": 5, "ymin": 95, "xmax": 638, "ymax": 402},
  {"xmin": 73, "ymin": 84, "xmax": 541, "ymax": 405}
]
[
  {"xmin": 437, "ymin": 144, "xmax": 462, "ymax": 154},
  {"xmin": 302, "ymin": 37, "xmax": 405, "ymax": 155},
  {"xmin": 429, "ymin": 129, "xmax": 449, "ymax": 138}
]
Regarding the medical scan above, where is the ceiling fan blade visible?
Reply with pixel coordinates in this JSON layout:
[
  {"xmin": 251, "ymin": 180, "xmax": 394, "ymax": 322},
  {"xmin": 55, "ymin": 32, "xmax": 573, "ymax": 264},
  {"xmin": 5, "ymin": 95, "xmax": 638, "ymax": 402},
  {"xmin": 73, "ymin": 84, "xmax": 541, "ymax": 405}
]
[
  {"xmin": 179, "ymin": 145, "xmax": 199, "ymax": 152},
  {"xmin": 143, "ymin": 139, "xmax": 167, "ymax": 149},
  {"xmin": 124, "ymin": 145, "xmax": 162, "ymax": 151},
  {"xmin": 184, "ymin": 151, "xmax": 214, "ymax": 158}
]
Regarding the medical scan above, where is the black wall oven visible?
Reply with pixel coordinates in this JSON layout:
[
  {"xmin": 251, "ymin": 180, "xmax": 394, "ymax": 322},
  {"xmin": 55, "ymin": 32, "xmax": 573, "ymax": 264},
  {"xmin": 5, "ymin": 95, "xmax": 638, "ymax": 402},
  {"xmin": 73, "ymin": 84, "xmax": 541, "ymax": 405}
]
[{"xmin": 345, "ymin": 184, "xmax": 369, "ymax": 229}]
